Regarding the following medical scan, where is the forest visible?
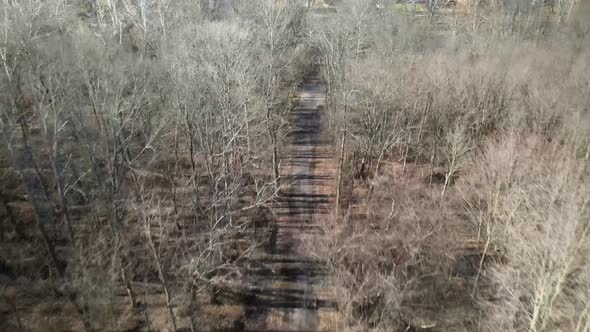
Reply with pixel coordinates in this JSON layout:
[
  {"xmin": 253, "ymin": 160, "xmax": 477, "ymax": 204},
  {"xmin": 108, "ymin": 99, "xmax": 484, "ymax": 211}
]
[{"xmin": 1, "ymin": 0, "xmax": 589, "ymax": 331}]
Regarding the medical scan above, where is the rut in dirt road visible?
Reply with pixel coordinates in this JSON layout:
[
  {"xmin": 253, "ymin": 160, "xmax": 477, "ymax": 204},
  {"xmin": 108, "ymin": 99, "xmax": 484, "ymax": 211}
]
[{"xmin": 241, "ymin": 77, "xmax": 338, "ymax": 331}]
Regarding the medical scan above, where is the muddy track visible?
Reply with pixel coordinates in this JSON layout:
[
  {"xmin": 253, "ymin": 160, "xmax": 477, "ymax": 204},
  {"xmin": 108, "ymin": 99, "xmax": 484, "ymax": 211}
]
[{"xmin": 241, "ymin": 77, "xmax": 338, "ymax": 331}]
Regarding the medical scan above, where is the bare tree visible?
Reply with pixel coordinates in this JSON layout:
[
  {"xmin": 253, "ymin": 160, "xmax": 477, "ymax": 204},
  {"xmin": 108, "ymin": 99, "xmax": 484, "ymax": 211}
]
[
  {"xmin": 461, "ymin": 136, "xmax": 590, "ymax": 331},
  {"xmin": 440, "ymin": 122, "xmax": 472, "ymax": 198},
  {"xmin": 243, "ymin": 0, "xmax": 308, "ymax": 189}
]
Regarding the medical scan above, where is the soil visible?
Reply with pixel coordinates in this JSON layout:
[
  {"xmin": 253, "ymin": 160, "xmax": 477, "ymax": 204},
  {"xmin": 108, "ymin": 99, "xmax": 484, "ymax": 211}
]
[{"xmin": 240, "ymin": 76, "xmax": 340, "ymax": 331}]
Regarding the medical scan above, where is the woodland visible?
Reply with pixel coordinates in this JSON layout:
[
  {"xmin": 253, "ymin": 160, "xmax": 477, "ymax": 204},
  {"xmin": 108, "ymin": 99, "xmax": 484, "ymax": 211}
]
[{"xmin": 1, "ymin": 0, "xmax": 589, "ymax": 331}]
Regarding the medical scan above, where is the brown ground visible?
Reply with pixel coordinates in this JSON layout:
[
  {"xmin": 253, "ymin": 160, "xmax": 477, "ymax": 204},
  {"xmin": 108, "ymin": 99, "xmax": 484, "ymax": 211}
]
[{"xmin": 240, "ymin": 76, "xmax": 340, "ymax": 331}]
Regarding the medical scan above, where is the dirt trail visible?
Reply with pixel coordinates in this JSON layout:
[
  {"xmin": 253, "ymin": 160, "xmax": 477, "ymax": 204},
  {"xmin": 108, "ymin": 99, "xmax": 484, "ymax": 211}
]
[{"xmin": 242, "ymin": 77, "xmax": 338, "ymax": 331}]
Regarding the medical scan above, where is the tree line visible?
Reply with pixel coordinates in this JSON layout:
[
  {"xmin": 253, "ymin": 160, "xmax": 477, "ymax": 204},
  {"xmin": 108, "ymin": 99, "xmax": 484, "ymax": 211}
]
[{"xmin": 1, "ymin": 0, "xmax": 311, "ymax": 330}]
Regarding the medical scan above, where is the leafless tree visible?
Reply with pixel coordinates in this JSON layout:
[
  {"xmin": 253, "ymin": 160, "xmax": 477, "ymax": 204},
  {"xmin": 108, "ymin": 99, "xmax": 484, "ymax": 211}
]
[{"xmin": 440, "ymin": 122, "xmax": 472, "ymax": 198}]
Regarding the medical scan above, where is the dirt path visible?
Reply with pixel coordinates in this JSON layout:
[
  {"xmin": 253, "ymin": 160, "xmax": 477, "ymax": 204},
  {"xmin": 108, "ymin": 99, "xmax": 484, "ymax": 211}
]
[{"xmin": 242, "ymin": 77, "xmax": 338, "ymax": 331}]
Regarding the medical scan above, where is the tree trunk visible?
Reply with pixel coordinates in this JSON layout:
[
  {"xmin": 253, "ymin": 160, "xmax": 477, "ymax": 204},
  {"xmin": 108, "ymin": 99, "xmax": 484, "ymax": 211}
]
[
  {"xmin": 441, "ymin": 170, "xmax": 451, "ymax": 199},
  {"xmin": 402, "ymin": 131, "xmax": 411, "ymax": 175},
  {"xmin": 120, "ymin": 259, "xmax": 136, "ymax": 307},
  {"xmin": 272, "ymin": 134, "xmax": 280, "ymax": 188},
  {"xmin": 335, "ymin": 99, "xmax": 347, "ymax": 217},
  {"xmin": 51, "ymin": 145, "xmax": 75, "ymax": 244},
  {"xmin": 472, "ymin": 231, "xmax": 490, "ymax": 297},
  {"xmin": 146, "ymin": 222, "xmax": 177, "ymax": 332}
]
